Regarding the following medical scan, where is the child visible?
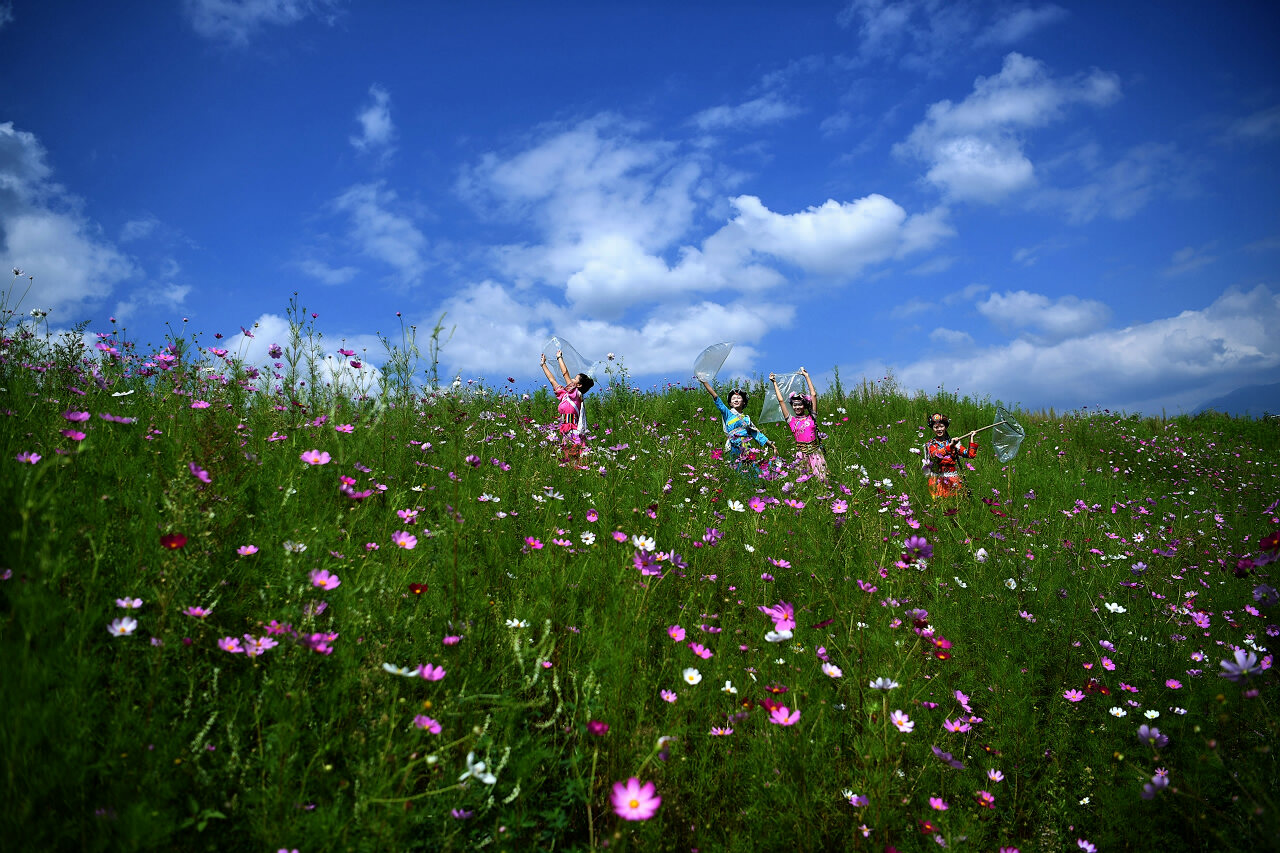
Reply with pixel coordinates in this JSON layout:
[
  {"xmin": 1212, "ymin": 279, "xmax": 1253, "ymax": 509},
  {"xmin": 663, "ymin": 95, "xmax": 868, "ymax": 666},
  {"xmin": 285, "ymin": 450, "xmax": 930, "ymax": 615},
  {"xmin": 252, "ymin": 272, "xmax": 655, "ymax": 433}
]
[
  {"xmin": 698, "ymin": 377, "xmax": 775, "ymax": 472},
  {"xmin": 541, "ymin": 350, "xmax": 595, "ymax": 464},
  {"xmin": 922, "ymin": 412, "xmax": 977, "ymax": 498},
  {"xmin": 769, "ymin": 367, "xmax": 828, "ymax": 485}
]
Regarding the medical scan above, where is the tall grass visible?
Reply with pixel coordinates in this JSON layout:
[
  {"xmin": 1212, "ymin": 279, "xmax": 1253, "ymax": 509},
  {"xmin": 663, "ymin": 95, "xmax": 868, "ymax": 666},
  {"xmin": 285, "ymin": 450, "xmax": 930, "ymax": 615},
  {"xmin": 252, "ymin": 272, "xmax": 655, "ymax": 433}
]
[{"xmin": 1, "ymin": 311, "xmax": 1277, "ymax": 852}]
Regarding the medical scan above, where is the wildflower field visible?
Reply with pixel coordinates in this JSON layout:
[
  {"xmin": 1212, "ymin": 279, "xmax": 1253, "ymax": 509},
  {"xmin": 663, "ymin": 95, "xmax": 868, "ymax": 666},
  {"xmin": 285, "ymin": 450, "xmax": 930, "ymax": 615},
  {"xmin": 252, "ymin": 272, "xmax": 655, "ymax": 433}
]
[{"xmin": 2, "ymin": 318, "xmax": 1278, "ymax": 853}]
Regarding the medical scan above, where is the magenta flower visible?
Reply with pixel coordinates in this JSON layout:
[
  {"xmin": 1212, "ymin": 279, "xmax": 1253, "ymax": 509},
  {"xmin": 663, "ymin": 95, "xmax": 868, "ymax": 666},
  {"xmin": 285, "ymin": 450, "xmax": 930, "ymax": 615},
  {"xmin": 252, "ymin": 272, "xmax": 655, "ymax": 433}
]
[
  {"xmin": 310, "ymin": 569, "xmax": 341, "ymax": 590},
  {"xmin": 115, "ymin": 597, "xmax": 142, "ymax": 609},
  {"xmin": 768, "ymin": 705, "xmax": 801, "ymax": 726},
  {"xmin": 15, "ymin": 452, "xmax": 40, "ymax": 464},
  {"xmin": 586, "ymin": 509, "xmax": 599, "ymax": 522},
  {"xmin": 688, "ymin": 642, "xmax": 713, "ymax": 659},
  {"xmin": 611, "ymin": 777, "xmax": 661, "ymax": 821},
  {"xmin": 975, "ymin": 790, "xmax": 996, "ymax": 809},
  {"xmin": 587, "ymin": 720, "xmax": 609, "ymax": 736},
  {"xmin": 244, "ymin": 635, "xmax": 278, "ymax": 656},
  {"xmin": 1063, "ymin": 689, "xmax": 1085, "ymax": 702},
  {"xmin": 334, "ymin": 423, "xmax": 354, "ymax": 433},
  {"xmin": 188, "ymin": 461, "xmax": 212, "ymax": 483},
  {"xmin": 63, "ymin": 410, "xmax": 90, "ymax": 422},
  {"xmin": 667, "ymin": 624, "xmax": 686, "ymax": 642},
  {"xmin": 890, "ymin": 710, "xmax": 914, "ymax": 733},
  {"xmin": 61, "ymin": 429, "xmax": 86, "ymax": 441},
  {"xmin": 943, "ymin": 717, "xmax": 971, "ymax": 733},
  {"xmin": 660, "ymin": 689, "xmax": 677, "ymax": 703},
  {"xmin": 237, "ymin": 545, "xmax": 258, "ymax": 556},
  {"xmin": 218, "ymin": 636, "xmax": 245, "ymax": 654},
  {"xmin": 758, "ymin": 600, "xmax": 796, "ymax": 632},
  {"xmin": 190, "ymin": 400, "xmax": 210, "ymax": 409},
  {"xmin": 928, "ymin": 796, "xmax": 949, "ymax": 811},
  {"xmin": 183, "ymin": 606, "xmax": 212, "ymax": 619},
  {"xmin": 749, "ymin": 496, "xmax": 767, "ymax": 513},
  {"xmin": 413, "ymin": 715, "xmax": 442, "ymax": 733},
  {"xmin": 391, "ymin": 531, "xmax": 418, "ymax": 550},
  {"xmin": 832, "ymin": 500, "xmax": 848, "ymax": 514},
  {"xmin": 525, "ymin": 536, "xmax": 544, "ymax": 550},
  {"xmin": 1165, "ymin": 678, "xmax": 1182, "ymax": 689},
  {"xmin": 417, "ymin": 663, "xmax": 446, "ymax": 681},
  {"xmin": 300, "ymin": 449, "xmax": 331, "ymax": 465},
  {"xmin": 903, "ymin": 535, "xmax": 933, "ymax": 560},
  {"xmin": 442, "ymin": 635, "xmax": 462, "ymax": 645}
]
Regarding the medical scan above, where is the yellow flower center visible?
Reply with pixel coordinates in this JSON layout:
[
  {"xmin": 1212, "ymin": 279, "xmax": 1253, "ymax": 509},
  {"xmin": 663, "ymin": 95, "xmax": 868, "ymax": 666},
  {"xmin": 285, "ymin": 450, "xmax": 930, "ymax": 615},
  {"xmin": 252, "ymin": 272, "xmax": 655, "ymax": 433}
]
[{"xmin": 628, "ymin": 799, "xmax": 640, "ymax": 809}]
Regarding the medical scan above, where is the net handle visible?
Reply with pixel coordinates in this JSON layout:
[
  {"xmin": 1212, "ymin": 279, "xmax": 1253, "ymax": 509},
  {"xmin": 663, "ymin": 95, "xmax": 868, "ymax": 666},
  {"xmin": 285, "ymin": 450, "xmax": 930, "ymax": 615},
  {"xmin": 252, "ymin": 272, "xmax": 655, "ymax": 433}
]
[{"xmin": 969, "ymin": 420, "xmax": 1009, "ymax": 436}]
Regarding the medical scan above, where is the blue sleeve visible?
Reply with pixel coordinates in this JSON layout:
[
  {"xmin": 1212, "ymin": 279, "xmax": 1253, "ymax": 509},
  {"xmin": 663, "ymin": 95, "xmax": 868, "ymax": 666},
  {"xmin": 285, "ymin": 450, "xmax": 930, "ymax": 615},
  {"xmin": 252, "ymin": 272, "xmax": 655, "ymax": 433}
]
[{"xmin": 713, "ymin": 397, "xmax": 732, "ymax": 421}]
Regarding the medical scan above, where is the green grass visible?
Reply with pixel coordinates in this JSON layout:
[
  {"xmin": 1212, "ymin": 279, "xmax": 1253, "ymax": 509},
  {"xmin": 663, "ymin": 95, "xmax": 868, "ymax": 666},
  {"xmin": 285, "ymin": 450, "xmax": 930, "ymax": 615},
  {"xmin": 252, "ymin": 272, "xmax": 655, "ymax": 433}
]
[{"xmin": 1, "ymin": 321, "xmax": 1278, "ymax": 852}]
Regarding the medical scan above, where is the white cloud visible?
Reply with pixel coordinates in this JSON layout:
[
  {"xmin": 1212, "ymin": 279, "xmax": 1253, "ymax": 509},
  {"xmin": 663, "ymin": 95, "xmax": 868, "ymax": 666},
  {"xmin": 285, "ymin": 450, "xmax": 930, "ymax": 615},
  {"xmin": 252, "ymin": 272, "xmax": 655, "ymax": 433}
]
[
  {"xmin": 837, "ymin": 0, "xmax": 978, "ymax": 74},
  {"xmin": 1033, "ymin": 142, "xmax": 1185, "ymax": 223},
  {"xmin": 897, "ymin": 52, "xmax": 1121, "ymax": 202},
  {"xmin": 977, "ymin": 289, "xmax": 1110, "ymax": 342},
  {"xmin": 428, "ymin": 280, "xmax": 793, "ymax": 381},
  {"xmin": 929, "ymin": 327, "xmax": 973, "ymax": 347},
  {"xmin": 0, "ymin": 122, "xmax": 135, "ymax": 321},
  {"xmin": 332, "ymin": 182, "xmax": 428, "ymax": 285},
  {"xmin": 114, "ymin": 283, "xmax": 192, "ymax": 323},
  {"xmin": 120, "ymin": 215, "xmax": 160, "ymax": 243},
  {"xmin": 861, "ymin": 285, "xmax": 1280, "ymax": 414},
  {"xmin": 1224, "ymin": 105, "xmax": 1280, "ymax": 144},
  {"xmin": 691, "ymin": 94, "xmax": 801, "ymax": 132},
  {"xmin": 350, "ymin": 84, "xmax": 396, "ymax": 158},
  {"xmin": 976, "ymin": 4, "xmax": 1069, "ymax": 46},
  {"xmin": 298, "ymin": 257, "xmax": 360, "ymax": 285},
  {"xmin": 222, "ymin": 311, "xmax": 386, "ymax": 393},
  {"xmin": 1163, "ymin": 245, "xmax": 1216, "ymax": 277},
  {"xmin": 891, "ymin": 282, "xmax": 988, "ymax": 317},
  {"xmin": 183, "ymin": 0, "xmax": 340, "ymax": 46}
]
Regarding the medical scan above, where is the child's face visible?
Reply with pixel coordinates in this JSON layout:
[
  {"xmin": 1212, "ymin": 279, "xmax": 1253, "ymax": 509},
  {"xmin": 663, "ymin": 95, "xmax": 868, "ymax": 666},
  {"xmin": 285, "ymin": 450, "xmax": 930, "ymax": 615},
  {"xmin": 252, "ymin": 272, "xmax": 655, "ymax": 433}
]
[
  {"xmin": 729, "ymin": 393, "xmax": 745, "ymax": 409},
  {"xmin": 932, "ymin": 421, "xmax": 948, "ymax": 437}
]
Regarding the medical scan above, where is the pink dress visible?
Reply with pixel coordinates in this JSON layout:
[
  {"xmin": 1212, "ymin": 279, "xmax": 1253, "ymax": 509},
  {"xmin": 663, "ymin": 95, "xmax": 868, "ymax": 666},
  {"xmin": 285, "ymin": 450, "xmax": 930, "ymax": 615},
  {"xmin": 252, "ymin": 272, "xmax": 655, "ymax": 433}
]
[
  {"xmin": 787, "ymin": 415, "xmax": 828, "ymax": 483},
  {"xmin": 555, "ymin": 386, "xmax": 584, "ymax": 446}
]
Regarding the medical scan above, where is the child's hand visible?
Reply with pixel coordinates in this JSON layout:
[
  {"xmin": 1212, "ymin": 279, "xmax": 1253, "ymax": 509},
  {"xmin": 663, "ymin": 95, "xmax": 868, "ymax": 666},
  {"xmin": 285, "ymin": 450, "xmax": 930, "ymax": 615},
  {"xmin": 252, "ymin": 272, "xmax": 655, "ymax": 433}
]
[
  {"xmin": 541, "ymin": 353, "xmax": 547, "ymax": 365},
  {"xmin": 769, "ymin": 372, "xmax": 776, "ymax": 382},
  {"xmin": 556, "ymin": 350, "xmax": 563, "ymax": 358},
  {"xmin": 799, "ymin": 366, "xmax": 807, "ymax": 375}
]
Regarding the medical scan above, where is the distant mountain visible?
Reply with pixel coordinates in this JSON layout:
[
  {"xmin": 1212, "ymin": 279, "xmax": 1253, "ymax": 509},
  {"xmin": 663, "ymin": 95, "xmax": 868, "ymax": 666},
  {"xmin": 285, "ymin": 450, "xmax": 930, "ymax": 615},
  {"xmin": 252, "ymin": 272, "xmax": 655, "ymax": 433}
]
[{"xmin": 1193, "ymin": 382, "xmax": 1280, "ymax": 418}]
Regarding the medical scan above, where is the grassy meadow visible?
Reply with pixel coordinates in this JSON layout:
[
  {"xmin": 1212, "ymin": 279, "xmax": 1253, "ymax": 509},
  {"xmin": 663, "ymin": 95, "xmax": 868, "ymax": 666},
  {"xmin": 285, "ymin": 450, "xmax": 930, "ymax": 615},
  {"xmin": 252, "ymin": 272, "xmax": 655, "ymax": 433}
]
[{"xmin": 1, "ymin": 311, "xmax": 1278, "ymax": 853}]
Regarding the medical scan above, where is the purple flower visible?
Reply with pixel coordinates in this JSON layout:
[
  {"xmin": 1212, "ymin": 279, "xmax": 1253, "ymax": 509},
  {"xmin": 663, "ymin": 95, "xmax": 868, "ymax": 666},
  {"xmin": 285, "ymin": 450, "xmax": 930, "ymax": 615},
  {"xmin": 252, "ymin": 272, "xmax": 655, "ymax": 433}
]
[
  {"xmin": 188, "ymin": 462, "xmax": 212, "ymax": 483},
  {"xmin": 903, "ymin": 535, "xmax": 933, "ymax": 560},
  {"xmin": 1219, "ymin": 648, "xmax": 1261, "ymax": 682},
  {"xmin": 1137, "ymin": 724, "xmax": 1169, "ymax": 748}
]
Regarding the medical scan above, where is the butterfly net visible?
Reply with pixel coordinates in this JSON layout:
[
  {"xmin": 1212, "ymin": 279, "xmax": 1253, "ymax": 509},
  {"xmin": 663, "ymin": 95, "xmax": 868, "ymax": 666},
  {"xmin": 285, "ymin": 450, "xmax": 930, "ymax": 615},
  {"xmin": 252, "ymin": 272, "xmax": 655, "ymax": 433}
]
[
  {"xmin": 759, "ymin": 372, "xmax": 806, "ymax": 424},
  {"xmin": 991, "ymin": 405, "xmax": 1026, "ymax": 463},
  {"xmin": 693, "ymin": 342, "xmax": 733, "ymax": 382}
]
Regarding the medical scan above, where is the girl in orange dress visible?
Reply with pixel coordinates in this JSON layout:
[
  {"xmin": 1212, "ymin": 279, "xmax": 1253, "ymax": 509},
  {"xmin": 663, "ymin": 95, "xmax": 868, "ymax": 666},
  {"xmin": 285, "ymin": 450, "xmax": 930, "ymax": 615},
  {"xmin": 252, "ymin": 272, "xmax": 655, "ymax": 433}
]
[{"xmin": 922, "ymin": 412, "xmax": 977, "ymax": 498}]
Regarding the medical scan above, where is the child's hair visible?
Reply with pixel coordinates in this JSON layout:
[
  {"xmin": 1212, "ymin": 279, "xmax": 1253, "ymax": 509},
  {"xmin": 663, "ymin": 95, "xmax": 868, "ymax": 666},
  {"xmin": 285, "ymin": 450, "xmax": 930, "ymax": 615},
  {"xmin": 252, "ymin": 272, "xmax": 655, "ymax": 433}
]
[
  {"xmin": 727, "ymin": 388, "xmax": 749, "ymax": 409},
  {"xmin": 789, "ymin": 393, "xmax": 810, "ymax": 411},
  {"xmin": 927, "ymin": 412, "xmax": 950, "ymax": 428},
  {"xmin": 576, "ymin": 373, "xmax": 595, "ymax": 393}
]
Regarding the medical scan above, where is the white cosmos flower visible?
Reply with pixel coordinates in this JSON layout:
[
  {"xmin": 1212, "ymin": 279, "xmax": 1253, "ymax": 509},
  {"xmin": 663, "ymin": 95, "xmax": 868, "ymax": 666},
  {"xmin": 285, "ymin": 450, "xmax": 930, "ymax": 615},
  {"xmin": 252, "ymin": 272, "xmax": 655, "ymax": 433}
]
[
  {"xmin": 869, "ymin": 677, "xmax": 899, "ymax": 690},
  {"xmin": 505, "ymin": 618, "xmax": 529, "ymax": 628},
  {"xmin": 727, "ymin": 500, "xmax": 745, "ymax": 512},
  {"xmin": 1105, "ymin": 602, "xmax": 1127, "ymax": 614},
  {"xmin": 580, "ymin": 531, "xmax": 596, "ymax": 546},
  {"xmin": 682, "ymin": 667, "xmax": 702, "ymax": 685},
  {"xmin": 822, "ymin": 662, "xmax": 843, "ymax": 678},
  {"xmin": 381, "ymin": 663, "xmax": 416, "ymax": 677},
  {"xmin": 1144, "ymin": 710, "xmax": 1160, "ymax": 719},
  {"xmin": 1109, "ymin": 707, "xmax": 1127, "ymax": 717},
  {"xmin": 632, "ymin": 534, "xmax": 656, "ymax": 552},
  {"xmin": 1005, "ymin": 578, "xmax": 1017, "ymax": 590},
  {"xmin": 721, "ymin": 680, "xmax": 737, "ymax": 695},
  {"xmin": 765, "ymin": 629, "xmax": 793, "ymax": 643},
  {"xmin": 974, "ymin": 548, "xmax": 989, "ymax": 563},
  {"xmin": 744, "ymin": 543, "xmax": 756, "ymax": 553},
  {"xmin": 459, "ymin": 751, "xmax": 497, "ymax": 785}
]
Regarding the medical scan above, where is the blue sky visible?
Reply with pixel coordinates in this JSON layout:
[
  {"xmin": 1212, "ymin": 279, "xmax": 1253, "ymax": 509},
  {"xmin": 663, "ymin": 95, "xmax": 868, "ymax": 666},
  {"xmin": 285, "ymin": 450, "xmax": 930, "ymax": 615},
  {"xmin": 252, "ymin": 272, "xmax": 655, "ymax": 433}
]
[{"xmin": 2, "ymin": 0, "xmax": 1278, "ymax": 414}]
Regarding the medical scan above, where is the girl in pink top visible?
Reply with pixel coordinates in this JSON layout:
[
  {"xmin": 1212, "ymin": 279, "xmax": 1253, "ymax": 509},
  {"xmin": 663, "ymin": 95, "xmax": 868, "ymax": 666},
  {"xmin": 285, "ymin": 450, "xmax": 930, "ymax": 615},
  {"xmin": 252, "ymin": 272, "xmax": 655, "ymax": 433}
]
[
  {"xmin": 540, "ymin": 350, "xmax": 595, "ymax": 465},
  {"xmin": 769, "ymin": 367, "xmax": 828, "ymax": 485}
]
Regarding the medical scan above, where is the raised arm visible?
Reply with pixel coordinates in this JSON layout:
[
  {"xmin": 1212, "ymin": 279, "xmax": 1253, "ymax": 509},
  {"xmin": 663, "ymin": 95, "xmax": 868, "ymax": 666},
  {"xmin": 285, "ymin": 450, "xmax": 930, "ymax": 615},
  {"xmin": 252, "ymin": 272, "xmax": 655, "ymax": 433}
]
[
  {"xmin": 800, "ymin": 367, "xmax": 817, "ymax": 415},
  {"xmin": 540, "ymin": 353, "xmax": 563, "ymax": 391},
  {"xmin": 769, "ymin": 373, "xmax": 793, "ymax": 420},
  {"xmin": 698, "ymin": 377, "xmax": 719, "ymax": 400},
  {"xmin": 555, "ymin": 350, "xmax": 572, "ymax": 384}
]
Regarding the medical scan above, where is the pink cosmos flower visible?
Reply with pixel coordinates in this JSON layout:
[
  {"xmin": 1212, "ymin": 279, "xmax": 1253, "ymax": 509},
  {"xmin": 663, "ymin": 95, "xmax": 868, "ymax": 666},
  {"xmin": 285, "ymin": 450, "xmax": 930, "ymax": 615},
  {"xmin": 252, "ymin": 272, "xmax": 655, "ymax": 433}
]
[
  {"xmin": 660, "ymin": 689, "xmax": 677, "ymax": 703},
  {"xmin": 890, "ymin": 710, "xmax": 914, "ymax": 733},
  {"xmin": 611, "ymin": 531, "xmax": 627, "ymax": 543},
  {"xmin": 15, "ymin": 452, "xmax": 40, "ymax": 464},
  {"xmin": 688, "ymin": 642, "xmax": 713, "ymax": 659},
  {"xmin": 832, "ymin": 500, "xmax": 848, "ymax": 514},
  {"xmin": 413, "ymin": 715, "xmax": 442, "ymax": 733},
  {"xmin": 525, "ymin": 537, "xmax": 544, "ymax": 550},
  {"xmin": 417, "ymin": 663, "xmax": 446, "ymax": 681},
  {"xmin": 190, "ymin": 400, "xmax": 210, "ymax": 409},
  {"xmin": 1064, "ymin": 689, "xmax": 1085, "ymax": 702},
  {"xmin": 710, "ymin": 727, "xmax": 733, "ymax": 736},
  {"xmin": 183, "ymin": 606, "xmax": 212, "ymax": 619},
  {"xmin": 822, "ymin": 662, "xmax": 843, "ymax": 678},
  {"xmin": 335, "ymin": 424, "xmax": 354, "ymax": 433},
  {"xmin": 749, "ymin": 496, "xmax": 767, "ymax": 513},
  {"xmin": 769, "ymin": 705, "xmax": 801, "ymax": 726},
  {"xmin": 300, "ymin": 449, "xmax": 331, "ymax": 465},
  {"xmin": 988, "ymin": 769, "xmax": 1005, "ymax": 783},
  {"xmin": 611, "ymin": 777, "xmax": 661, "ymax": 821},
  {"xmin": 392, "ymin": 531, "xmax": 418, "ymax": 550},
  {"xmin": 188, "ymin": 462, "xmax": 212, "ymax": 483},
  {"xmin": 237, "ymin": 545, "xmax": 258, "ymax": 556},
  {"xmin": 310, "ymin": 569, "xmax": 341, "ymax": 590},
  {"xmin": 61, "ymin": 429, "xmax": 86, "ymax": 441},
  {"xmin": 442, "ymin": 635, "xmax": 462, "ymax": 645},
  {"xmin": 63, "ymin": 410, "xmax": 91, "ymax": 422},
  {"xmin": 116, "ymin": 597, "xmax": 142, "ymax": 609},
  {"xmin": 244, "ymin": 635, "xmax": 278, "ymax": 656},
  {"xmin": 1165, "ymin": 678, "xmax": 1182, "ymax": 689},
  {"xmin": 758, "ymin": 600, "xmax": 796, "ymax": 632},
  {"xmin": 667, "ymin": 625, "xmax": 686, "ymax": 642},
  {"xmin": 976, "ymin": 790, "xmax": 995, "ymax": 809},
  {"xmin": 586, "ymin": 509, "xmax": 599, "ymax": 522},
  {"xmin": 587, "ymin": 720, "xmax": 609, "ymax": 736},
  {"xmin": 218, "ymin": 636, "xmax": 245, "ymax": 654},
  {"xmin": 928, "ymin": 796, "xmax": 949, "ymax": 811},
  {"xmin": 943, "ymin": 717, "xmax": 971, "ymax": 733}
]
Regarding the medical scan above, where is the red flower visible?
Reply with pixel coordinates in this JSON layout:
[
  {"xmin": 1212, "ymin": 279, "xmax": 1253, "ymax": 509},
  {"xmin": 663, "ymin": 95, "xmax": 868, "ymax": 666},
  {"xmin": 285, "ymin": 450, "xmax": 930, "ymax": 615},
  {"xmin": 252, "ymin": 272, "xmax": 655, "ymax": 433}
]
[
  {"xmin": 160, "ymin": 533, "xmax": 187, "ymax": 550},
  {"xmin": 409, "ymin": 583, "xmax": 428, "ymax": 595},
  {"xmin": 1261, "ymin": 530, "xmax": 1280, "ymax": 552}
]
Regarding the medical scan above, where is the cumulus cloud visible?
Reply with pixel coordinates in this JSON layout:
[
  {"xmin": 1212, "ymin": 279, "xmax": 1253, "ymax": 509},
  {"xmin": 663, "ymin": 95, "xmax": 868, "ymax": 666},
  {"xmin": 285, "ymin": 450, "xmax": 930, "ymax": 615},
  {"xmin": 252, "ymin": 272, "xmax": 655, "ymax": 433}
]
[
  {"xmin": 350, "ymin": 84, "xmax": 395, "ymax": 159},
  {"xmin": 222, "ymin": 312, "xmax": 386, "ymax": 392},
  {"xmin": 461, "ymin": 116, "xmax": 952, "ymax": 318},
  {"xmin": 977, "ymin": 289, "xmax": 1110, "ymax": 342},
  {"xmin": 0, "ymin": 122, "xmax": 136, "ymax": 320},
  {"xmin": 691, "ymin": 94, "xmax": 802, "ymax": 132},
  {"xmin": 332, "ymin": 182, "xmax": 429, "ymax": 285},
  {"xmin": 428, "ymin": 280, "xmax": 793, "ymax": 381},
  {"xmin": 861, "ymin": 285, "xmax": 1280, "ymax": 414},
  {"xmin": 896, "ymin": 52, "xmax": 1121, "ymax": 202},
  {"xmin": 183, "ymin": 0, "xmax": 341, "ymax": 46}
]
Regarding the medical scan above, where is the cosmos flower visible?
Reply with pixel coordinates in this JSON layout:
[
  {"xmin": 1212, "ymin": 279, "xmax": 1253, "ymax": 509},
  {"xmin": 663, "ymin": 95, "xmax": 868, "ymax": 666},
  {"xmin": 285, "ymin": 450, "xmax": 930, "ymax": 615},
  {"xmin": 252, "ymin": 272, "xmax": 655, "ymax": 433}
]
[
  {"xmin": 611, "ymin": 777, "xmax": 661, "ymax": 821},
  {"xmin": 107, "ymin": 617, "xmax": 137, "ymax": 637},
  {"xmin": 1219, "ymin": 648, "xmax": 1261, "ymax": 682},
  {"xmin": 682, "ymin": 667, "xmax": 702, "ymax": 685},
  {"xmin": 869, "ymin": 677, "xmax": 899, "ymax": 690},
  {"xmin": 890, "ymin": 710, "xmax": 914, "ymax": 733},
  {"xmin": 768, "ymin": 705, "xmax": 801, "ymax": 726}
]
